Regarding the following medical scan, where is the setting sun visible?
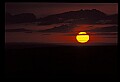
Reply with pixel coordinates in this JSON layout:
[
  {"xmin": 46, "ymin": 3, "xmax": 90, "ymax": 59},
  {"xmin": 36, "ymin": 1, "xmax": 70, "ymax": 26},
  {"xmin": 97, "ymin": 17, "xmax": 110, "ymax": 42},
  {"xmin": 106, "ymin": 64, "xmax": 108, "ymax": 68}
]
[{"xmin": 76, "ymin": 32, "xmax": 89, "ymax": 43}]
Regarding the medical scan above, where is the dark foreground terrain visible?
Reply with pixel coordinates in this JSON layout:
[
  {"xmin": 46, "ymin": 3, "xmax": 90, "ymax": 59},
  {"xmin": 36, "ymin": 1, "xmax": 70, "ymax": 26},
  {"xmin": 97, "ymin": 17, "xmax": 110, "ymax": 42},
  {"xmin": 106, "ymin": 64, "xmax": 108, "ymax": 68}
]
[{"xmin": 5, "ymin": 43, "xmax": 117, "ymax": 79}]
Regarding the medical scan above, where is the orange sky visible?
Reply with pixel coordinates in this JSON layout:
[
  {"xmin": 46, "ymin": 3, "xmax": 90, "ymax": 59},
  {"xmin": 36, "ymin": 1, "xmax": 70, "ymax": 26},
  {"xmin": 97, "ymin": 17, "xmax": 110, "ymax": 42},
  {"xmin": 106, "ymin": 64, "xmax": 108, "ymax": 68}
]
[{"xmin": 5, "ymin": 3, "xmax": 118, "ymax": 45}]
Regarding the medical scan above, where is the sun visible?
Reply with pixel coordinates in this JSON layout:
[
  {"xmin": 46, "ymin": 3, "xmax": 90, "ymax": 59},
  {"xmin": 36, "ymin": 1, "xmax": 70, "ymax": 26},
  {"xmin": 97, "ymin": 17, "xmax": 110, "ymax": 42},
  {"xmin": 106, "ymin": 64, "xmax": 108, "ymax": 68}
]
[{"xmin": 76, "ymin": 32, "xmax": 89, "ymax": 43}]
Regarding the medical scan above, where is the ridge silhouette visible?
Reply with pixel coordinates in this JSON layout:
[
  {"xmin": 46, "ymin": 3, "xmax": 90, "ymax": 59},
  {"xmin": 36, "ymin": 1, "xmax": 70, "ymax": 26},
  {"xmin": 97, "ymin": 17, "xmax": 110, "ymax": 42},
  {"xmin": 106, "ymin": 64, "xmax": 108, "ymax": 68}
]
[{"xmin": 5, "ymin": 9, "xmax": 117, "ymax": 24}]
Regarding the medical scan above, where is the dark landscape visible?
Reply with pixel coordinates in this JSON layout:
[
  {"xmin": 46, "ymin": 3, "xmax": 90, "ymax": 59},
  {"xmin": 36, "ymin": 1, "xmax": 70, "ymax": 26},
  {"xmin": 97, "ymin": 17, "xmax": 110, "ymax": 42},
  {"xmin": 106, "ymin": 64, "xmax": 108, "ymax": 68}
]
[
  {"xmin": 5, "ymin": 43, "xmax": 117, "ymax": 79},
  {"xmin": 5, "ymin": 3, "xmax": 118, "ymax": 79},
  {"xmin": 5, "ymin": 9, "xmax": 118, "ymax": 25}
]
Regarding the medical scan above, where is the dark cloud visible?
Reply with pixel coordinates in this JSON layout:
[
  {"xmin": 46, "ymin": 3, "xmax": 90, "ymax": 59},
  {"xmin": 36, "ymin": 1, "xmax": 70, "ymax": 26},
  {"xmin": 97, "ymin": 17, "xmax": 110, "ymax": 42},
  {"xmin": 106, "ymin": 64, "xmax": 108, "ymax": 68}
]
[
  {"xmin": 5, "ymin": 3, "xmax": 118, "ymax": 18},
  {"xmin": 5, "ymin": 28, "xmax": 32, "ymax": 33},
  {"xmin": 85, "ymin": 26, "xmax": 118, "ymax": 32},
  {"xmin": 64, "ymin": 32, "xmax": 117, "ymax": 36}
]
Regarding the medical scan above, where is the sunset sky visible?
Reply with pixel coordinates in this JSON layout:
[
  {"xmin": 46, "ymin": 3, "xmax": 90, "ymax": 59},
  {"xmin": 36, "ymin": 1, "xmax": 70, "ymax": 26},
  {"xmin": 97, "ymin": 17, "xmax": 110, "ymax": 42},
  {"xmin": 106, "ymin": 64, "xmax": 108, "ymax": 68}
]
[
  {"xmin": 5, "ymin": 3, "xmax": 118, "ymax": 18},
  {"xmin": 5, "ymin": 3, "xmax": 118, "ymax": 46}
]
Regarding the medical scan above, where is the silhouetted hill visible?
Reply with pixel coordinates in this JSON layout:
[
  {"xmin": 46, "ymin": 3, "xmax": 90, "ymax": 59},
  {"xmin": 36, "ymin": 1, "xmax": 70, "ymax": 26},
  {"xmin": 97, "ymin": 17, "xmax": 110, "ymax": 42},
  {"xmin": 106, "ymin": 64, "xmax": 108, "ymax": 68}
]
[
  {"xmin": 5, "ymin": 13, "xmax": 36, "ymax": 24},
  {"xmin": 38, "ymin": 9, "xmax": 118, "ymax": 25},
  {"xmin": 5, "ymin": 9, "xmax": 118, "ymax": 25},
  {"xmin": 38, "ymin": 9, "xmax": 111, "ymax": 25}
]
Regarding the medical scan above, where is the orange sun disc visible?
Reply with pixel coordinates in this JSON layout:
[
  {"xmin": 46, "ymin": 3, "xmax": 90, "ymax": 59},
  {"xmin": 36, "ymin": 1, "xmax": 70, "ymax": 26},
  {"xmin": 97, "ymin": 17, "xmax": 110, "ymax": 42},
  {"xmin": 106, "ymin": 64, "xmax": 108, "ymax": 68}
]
[{"xmin": 76, "ymin": 32, "xmax": 89, "ymax": 43}]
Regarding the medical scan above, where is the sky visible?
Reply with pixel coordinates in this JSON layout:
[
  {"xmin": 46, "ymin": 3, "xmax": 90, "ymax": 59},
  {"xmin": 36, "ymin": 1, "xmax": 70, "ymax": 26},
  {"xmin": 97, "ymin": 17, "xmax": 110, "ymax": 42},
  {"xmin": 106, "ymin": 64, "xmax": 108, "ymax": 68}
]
[
  {"xmin": 5, "ymin": 3, "xmax": 118, "ymax": 45},
  {"xmin": 5, "ymin": 3, "xmax": 118, "ymax": 18},
  {"xmin": 5, "ymin": 24, "xmax": 118, "ymax": 45}
]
